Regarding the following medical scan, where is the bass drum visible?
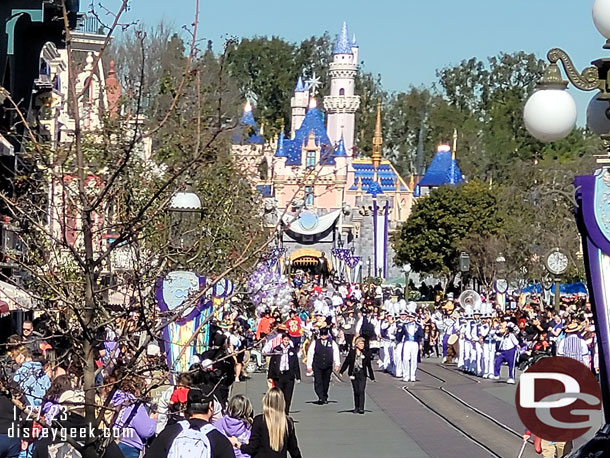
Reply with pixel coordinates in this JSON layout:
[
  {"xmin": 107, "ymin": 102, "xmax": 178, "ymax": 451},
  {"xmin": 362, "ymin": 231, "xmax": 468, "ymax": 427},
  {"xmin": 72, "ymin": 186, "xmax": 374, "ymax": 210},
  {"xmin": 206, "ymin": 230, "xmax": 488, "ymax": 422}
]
[{"xmin": 447, "ymin": 334, "xmax": 459, "ymax": 345}]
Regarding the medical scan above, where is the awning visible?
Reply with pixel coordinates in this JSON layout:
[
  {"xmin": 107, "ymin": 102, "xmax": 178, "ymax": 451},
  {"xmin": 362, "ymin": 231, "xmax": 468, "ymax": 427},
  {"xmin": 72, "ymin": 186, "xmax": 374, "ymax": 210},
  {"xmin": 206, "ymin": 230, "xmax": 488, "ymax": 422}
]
[
  {"xmin": 282, "ymin": 209, "xmax": 341, "ymax": 236},
  {"xmin": 0, "ymin": 280, "xmax": 34, "ymax": 311}
]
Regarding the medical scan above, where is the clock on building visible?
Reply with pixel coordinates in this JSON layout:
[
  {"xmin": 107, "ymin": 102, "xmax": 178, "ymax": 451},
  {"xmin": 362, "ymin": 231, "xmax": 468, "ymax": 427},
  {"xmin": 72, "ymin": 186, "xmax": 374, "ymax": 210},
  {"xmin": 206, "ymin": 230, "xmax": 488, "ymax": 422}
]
[{"xmin": 545, "ymin": 249, "xmax": 569, "ymax": 276}]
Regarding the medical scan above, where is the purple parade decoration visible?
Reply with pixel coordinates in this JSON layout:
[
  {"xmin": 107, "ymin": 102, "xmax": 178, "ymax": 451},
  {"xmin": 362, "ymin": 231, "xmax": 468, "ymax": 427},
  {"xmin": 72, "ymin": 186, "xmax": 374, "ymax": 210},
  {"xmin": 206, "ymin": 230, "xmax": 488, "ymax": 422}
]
[
  {"xmin": 575, "ymin": 171, "xmax": 610, "ymax": 418},
  {"xmin": 346, "ymin": 255, "xmax": 361, "ymax": 269},
  {"xmin": 155, "ymin": 271, "xmax": 212, "ymax": 376}
]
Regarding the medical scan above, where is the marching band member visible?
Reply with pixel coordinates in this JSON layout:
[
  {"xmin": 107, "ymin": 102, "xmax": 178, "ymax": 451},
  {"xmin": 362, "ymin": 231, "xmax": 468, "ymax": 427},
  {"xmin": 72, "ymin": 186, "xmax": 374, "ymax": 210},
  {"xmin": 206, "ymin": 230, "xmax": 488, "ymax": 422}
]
[
  {"xmin": 480, "ymin": 303, "xmax": 496, "ymax": 379},
  {"xmin": 471, "ymin": 305, "xmax": 484, "ymax": 376},
  {"xmin": 384, "ymin": 295, "xmax": 400, "ymax": 317},
  {"xmin": 491, "ymin": 320, "xmax": 519, "ymax": 384},
  {"xmin": 394, "ymin": 309, "xmax": 408, "ymax": 377},
  {"xmin": 440, "ymin": 301, "xmax": 456, "ymax": 363},
  {"xmin": 396, "ymin": 302, "xmax": 423, "ymax": 382},
  {"xmin": 458, "ymin": 305, "xmax": 472, "ymax": 371},
  {"xmin": 379, "ymin": 313, "xmax": 397, "ymax": 372}
]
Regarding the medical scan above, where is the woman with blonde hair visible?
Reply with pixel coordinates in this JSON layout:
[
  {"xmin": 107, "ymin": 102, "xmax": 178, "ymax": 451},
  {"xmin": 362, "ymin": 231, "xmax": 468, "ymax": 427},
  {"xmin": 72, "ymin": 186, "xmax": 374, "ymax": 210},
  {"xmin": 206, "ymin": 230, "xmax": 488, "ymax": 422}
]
[{"xmin": 231, "ymin": 388, "xmax": 302, "ymax": 458}]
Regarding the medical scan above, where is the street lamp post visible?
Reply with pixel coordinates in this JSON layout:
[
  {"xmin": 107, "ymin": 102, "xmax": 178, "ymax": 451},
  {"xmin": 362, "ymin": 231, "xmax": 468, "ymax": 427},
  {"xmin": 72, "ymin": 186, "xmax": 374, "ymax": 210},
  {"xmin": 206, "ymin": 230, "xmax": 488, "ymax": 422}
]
[
  {"xmin": 523, "ymin": 2, "xmax": 610, "ymax": 448},
  {"xmin": 459, "ymin": 252, "xmax": 470, "ymax": 292},
  {"xmin": 168, "ymin": 185, "xmax": 203, "ymax": 251}
]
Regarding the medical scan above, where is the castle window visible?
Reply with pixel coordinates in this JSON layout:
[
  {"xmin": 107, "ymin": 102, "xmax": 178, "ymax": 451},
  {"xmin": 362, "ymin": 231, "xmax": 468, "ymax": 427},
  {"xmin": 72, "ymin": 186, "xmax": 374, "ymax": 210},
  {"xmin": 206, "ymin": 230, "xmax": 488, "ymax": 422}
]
[
  {"xmin": 305, "ymin": 186, "xmax": 314, "ymax": 206},
  {"xmin": 306, "ymin": 150, "xmax": 316, "ymax": 169},
  {"xmin": 258, "ymin": 159, "xmax": 268, "ymax": 180},
  {"xmin": 339, "ymin": 88, "xmax": 345, "ymax": 95}
]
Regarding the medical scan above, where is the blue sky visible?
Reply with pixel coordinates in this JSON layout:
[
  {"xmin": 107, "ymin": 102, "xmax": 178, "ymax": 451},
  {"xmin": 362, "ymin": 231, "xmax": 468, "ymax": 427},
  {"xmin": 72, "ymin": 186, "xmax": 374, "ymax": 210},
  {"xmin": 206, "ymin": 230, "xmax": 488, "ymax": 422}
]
[{"xmin": 103, "ymin": 0, "xmax": 603, "ymax": 120}]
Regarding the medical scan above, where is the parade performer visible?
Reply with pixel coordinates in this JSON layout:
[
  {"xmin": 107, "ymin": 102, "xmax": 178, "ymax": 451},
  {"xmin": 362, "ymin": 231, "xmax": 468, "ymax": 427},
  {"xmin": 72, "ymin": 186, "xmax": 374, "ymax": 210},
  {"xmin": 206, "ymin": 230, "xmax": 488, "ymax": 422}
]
[
  {"xmin": 379, "ymin": 313, "xmax": 396, "ymax": 372},
  {"xmin": 394, "ymin": 309, "xmax": 408, "ymax": 377},
  {"xmin": 492, "ymin": 321, "xmax": 519, "ymax": 384},
  {"xmin": 396, "ymin": 303, "xmax": 423, "ymax": 382},
  {"xmin": 440, "ymin": 301, "xmax": 457, "ymax": 363},
  {"xmin": 340, "ymin": 336, "xmax": 375, "ymax": 415},
  {"xmin": 355, "ymin": 308, "xmax": 379, "ymax": 350},
  {"xmin": 268, "ymin": 333, "xmax": 301, "ymax": 414},
  {"xmin": 471, "ymin": 305, "xmax": 484, "ymax": 376},
  {"xmin": 458, "ymin": 305, "xmax": 472, "ymax": 371},
  {"xmin": 306, "ymin": 327, "xmax": 340, "ymax": 404},
  {"xmin": 338, "ymin": 309, "xmax": 356, "ymax": 354},
  {"xmin": 480, "ymin": 303, "xmax": 496, "ymax": 379}
]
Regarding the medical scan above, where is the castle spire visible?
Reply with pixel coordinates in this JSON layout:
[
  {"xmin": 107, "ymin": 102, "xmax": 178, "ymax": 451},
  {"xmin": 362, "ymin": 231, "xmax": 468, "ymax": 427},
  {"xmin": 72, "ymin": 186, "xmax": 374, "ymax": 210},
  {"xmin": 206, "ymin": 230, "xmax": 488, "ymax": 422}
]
[
  {"xmin": 371, "ymin": 103, "xmax": 383, "ymax": 170},
  {"xmin": 295, "ymin": 76, "xmax": 306, "ymax": 92},
  {"xmin": 333, "ymin": 22, "xmax": 352, "ymax": 54}
]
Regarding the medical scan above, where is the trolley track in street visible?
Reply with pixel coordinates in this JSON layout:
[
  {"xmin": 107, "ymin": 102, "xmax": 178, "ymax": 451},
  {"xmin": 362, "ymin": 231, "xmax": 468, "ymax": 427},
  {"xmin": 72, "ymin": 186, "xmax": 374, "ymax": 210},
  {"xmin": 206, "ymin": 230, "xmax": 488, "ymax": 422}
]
[{"xmin": 402, "ymin": 364, "xmax": 535, "ymax": 458}]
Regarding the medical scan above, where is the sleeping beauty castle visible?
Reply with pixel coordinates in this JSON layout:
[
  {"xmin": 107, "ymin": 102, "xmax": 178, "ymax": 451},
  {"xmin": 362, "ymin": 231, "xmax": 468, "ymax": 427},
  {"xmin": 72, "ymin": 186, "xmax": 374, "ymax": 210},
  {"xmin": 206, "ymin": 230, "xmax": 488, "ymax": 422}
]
[{"xmin": 232, "ymin": 23, "xmax": 461, "ymax": 281}]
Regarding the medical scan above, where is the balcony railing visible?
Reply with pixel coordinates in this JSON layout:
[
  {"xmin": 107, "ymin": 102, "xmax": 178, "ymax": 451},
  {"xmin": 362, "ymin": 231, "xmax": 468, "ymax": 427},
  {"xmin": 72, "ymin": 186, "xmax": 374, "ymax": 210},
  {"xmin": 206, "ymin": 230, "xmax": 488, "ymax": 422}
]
[{"xmin": 76, "ymin": 15, "xmax": 104, "ymax": 35}]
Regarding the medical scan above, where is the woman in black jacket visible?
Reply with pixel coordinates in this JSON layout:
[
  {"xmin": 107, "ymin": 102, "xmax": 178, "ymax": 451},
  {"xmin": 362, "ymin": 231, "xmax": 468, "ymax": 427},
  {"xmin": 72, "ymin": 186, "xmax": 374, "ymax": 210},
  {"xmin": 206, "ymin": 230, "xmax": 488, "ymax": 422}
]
[
  {"xmin": 339, "ymin": 336, "xmax": 375, "ymax": 414},
  {"xmin": 231, "ymin": 388, "xmax": 302, "ymax": 458}
]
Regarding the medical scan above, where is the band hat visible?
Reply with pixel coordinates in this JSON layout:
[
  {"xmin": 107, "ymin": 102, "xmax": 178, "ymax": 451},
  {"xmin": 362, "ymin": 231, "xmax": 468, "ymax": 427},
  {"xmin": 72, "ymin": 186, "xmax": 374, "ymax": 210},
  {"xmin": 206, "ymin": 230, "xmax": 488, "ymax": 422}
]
[
  {"xmin": 407, "ymin": 301, "xmax": 418, "ymax": 317},
  {"xmin": 565, "ymin": 322, "xmax": 582, "ymax": 333}
]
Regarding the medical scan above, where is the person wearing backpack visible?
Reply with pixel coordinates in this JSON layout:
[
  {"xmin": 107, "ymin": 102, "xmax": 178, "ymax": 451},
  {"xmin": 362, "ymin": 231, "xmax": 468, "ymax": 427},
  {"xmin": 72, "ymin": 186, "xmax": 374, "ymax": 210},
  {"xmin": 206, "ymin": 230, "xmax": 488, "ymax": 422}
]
[
  {"xmin": 145, "ymin": 388, "xmax": 235, "ymax": 458},
  {"xmin": 229, "ymin": 388, "xmax": 301, "ymax": 458}
]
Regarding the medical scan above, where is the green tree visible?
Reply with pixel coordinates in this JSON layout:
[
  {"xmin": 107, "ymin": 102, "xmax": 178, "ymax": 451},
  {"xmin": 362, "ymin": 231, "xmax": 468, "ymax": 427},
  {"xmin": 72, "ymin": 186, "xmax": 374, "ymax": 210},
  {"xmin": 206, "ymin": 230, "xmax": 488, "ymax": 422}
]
[
  {"xmin": 354, "ymin": 71, "xmax": 387, "ymax": 156},
  {"xmin": 226, "ymin": 34, "xmax": 333, "ymax": 137},
  {"xmin": 392, "ymin": 180, "xmax": 503, "ymax": 277}
]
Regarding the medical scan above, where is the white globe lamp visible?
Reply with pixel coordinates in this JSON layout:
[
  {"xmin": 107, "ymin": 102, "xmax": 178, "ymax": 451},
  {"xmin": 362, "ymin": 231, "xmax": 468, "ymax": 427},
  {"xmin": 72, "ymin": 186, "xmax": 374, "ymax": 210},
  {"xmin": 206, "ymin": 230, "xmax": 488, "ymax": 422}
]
[
  {"xmin": 593, "ymin": 0, "xmax": 610, "ymax": 40},
  {"xmin": 168, "ymin": 185, "xmax": 202, "ymax": 250},
  {"xmin": 524, "ymin": 88, "xmax": 577, "ymax": 142}
]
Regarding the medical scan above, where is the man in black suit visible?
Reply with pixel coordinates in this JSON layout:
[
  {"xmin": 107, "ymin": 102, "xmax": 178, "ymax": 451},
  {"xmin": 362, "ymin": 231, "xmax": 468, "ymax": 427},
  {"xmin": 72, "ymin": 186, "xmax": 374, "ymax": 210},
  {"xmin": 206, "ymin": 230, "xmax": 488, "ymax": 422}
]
[
  {"xmin": 306, "ymin": 327, "xmax": 340, "ymax": 404},
  {"xmin": 268, "ymin": 334, "xmax": 301, "ymax": 414}
]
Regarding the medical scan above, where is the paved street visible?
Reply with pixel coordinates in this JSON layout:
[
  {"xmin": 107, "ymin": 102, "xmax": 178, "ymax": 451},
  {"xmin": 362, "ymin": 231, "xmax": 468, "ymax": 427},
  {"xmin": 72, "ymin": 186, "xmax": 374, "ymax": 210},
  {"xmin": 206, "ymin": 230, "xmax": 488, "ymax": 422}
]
[{"xmin": 234, "ymin": 358, "xmax": 547, "ymax": 458}]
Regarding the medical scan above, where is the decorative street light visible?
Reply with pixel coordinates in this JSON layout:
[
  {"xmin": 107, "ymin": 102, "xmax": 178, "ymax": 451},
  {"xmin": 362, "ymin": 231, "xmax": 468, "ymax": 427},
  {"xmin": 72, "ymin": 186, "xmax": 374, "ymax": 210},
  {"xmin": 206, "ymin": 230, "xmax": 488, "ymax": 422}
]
[
  {"xmin": 523, "ymin": 2, "xmax": 610, "ymax": 145},
  {"xmin": 168, "ymin": 185, "xmax": 202, "ymax": 251},
  {"xmin": 523, "ymin": 2, "xmax": 610, "ymax": 450}
]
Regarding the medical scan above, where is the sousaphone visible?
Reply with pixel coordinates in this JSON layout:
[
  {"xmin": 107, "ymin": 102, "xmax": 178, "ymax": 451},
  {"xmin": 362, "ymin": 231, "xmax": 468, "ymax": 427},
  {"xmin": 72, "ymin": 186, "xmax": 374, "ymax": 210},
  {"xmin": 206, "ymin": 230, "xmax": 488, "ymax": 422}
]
[{"xmin": 459, "ymin": 289, "xmax": 482, "ymax": 312}]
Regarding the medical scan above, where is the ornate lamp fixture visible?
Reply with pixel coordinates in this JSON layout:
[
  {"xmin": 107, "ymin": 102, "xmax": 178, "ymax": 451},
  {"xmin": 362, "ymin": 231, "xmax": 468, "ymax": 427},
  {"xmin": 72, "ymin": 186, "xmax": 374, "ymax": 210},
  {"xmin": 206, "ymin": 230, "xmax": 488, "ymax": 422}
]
[
  {"xmin": 168, "ymin": 184, "xmax": 202, "ymax": 251},
  {"xmin": 523, "ymin": 1, "xmax": 610, "ymax": 146},
  {"xmin": 523, "ymin": 2, "xmax": 610, "ymax": 452}
]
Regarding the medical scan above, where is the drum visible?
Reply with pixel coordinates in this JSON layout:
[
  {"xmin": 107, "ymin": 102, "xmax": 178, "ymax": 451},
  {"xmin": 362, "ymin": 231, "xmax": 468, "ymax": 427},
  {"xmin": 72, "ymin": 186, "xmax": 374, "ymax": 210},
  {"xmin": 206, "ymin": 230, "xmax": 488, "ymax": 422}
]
[{"xmin": 447, "ymin": 334, "xmax": 459, "ymax": 345}]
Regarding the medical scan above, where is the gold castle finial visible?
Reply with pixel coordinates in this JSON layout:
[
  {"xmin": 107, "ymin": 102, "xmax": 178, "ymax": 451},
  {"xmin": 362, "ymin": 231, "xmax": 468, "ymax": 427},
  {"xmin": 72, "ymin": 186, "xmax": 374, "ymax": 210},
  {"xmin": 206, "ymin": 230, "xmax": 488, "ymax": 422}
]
[{"xmin": 372, "ymin": 102, "xmax": 383, "ymax": 170}]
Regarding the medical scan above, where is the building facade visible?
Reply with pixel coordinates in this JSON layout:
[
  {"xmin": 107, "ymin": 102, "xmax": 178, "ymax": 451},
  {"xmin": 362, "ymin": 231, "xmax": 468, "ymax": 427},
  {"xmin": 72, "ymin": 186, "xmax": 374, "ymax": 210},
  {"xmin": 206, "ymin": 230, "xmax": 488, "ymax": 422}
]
[{"xmin": 232, "ymin": 23, "xmax": 413, "ymax": 281}]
